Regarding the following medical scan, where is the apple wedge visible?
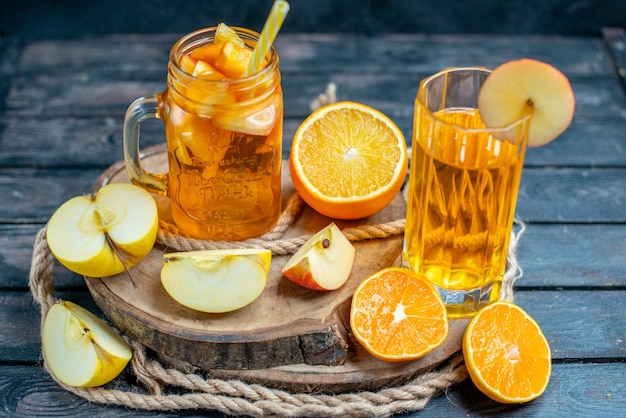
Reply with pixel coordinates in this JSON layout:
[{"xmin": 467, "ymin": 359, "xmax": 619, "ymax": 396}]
[
  {"xmin": 161, "ymin": 248, "xmax": 271, "ymax": 313},
  {"xmin": 282, "ymin": 223, "xmax": 356, "ymax": 291},
  {"xmin": 478, "ymin": 58, "xmax": 575, "ymax": 147},
  {"xmin": 46, "ymin": 183, "xmax": 158, "ymax": 278},
  {"xmin": 42, "ymin": 301, "xmax": 132, "ymax": 387}
]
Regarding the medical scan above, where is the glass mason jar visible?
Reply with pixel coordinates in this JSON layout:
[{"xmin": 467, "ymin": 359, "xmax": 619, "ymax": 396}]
[{"xmin": 124, "ymin": 27, "xmax": 283, "ymax": 241}]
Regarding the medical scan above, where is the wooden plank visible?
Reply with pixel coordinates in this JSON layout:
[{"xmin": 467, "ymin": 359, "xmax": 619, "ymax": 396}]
[
  {"xmin": 0, "ymin": 224, "xmax": 85, "ymax": 289},
  {"xmin": 3, "ymin": 73, "xmax": 624, "ymax": 120},
  {"xmin": 422, "ymin": 363, "xmax": 626, "ymax": 417},
  {"xmin": 2, "ymin": 35, "xmax": 612, "ymax": 77},
  {"xmin": 4, "ymin": 222, "xmax": 626, "ymax": 291},
  {"xmin": 515, "ymin": 290, "xmax": 626, "ymax": 360},
  {"xmin": 515, "ymin": 168, "xmax": 626, "ymax": 222},
  {"xmin": 602, "ymin": 27, "xmax": 626, "ymax": 93},
  {"xmin": 0, "ymin": 290, "xmax": 102, "ymax": 362},
  {"xmin": 3, "ymin": 116, "xmax": 625, "ymax": 169},
  {"xmin": 1, "ymin": 362, "xmax": 624, "ymax": 417},
  {"xmin": 516, "ymin": 224, "xmax": 626, "ymax": 288},
  {"xmin": 1, "ymin": 166, "xmax": 624, "ymax": 224},
  {"xmin": 3, "ymin": 289, "xmax": 624, "ymax": 364},
  {"xmin": 4, "ymin": 223, "xmax": 626, "ymax": 291},
  {"xmin": 0, "ymin": 168, "xmax": 104, "ymax": 223}
]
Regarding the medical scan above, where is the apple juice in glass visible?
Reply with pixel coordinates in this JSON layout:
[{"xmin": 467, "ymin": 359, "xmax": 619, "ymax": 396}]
[
  {"xmin": 402, "ymin": 67, "xmax": 530, "ymax": 318},
  {"xmin": 124, "ymin": 26, "xmax": 283, "ymax": 241}
]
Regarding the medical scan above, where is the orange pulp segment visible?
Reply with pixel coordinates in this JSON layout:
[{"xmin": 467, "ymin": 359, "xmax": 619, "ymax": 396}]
[
  {"xmin": 350, "ymin": 267, "xmax": 449, "ymax": 362},
  {"xmin": 289, "ymin": 101, "xmax": 408, "ymax": 219},
  {"xmin": 462, "ymin": 301, "xmax": 552, "ymax": 404}
]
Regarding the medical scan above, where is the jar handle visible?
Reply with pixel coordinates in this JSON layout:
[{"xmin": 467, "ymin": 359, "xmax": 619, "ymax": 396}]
[{"xmin": 123, "ymin": 95, "xmax": 168, "ymax": 195}]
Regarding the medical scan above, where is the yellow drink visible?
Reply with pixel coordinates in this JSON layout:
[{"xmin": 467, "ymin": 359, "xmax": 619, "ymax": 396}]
[
  {"xmin": 164, "ymin": 89, "xmax": 282, "ymax": 240},
  {"xmin": 402, "ymin": 68, "xmax": 529, "ymax": 317},
  {"xmin": 124, "ymin": 26, "xmax": 283, "ymax": 241}
]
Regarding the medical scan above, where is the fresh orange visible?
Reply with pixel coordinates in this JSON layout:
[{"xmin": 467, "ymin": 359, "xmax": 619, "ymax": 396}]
[
  {"xmin": 350, "ymin": 267, "xmax": 449, "ymax": 362},
  {"xmin": 462, "ymin": 301, "xmax": 552, "ymax": 404},
  {"xmin": 289, "ymin": 101, "xmax": 408, "ymax": 219}
]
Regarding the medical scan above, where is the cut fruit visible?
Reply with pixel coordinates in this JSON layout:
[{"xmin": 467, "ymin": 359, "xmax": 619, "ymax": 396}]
[
  {"xmin": 180, "ymin": 54, "xmax": 198, "ymax": 75},
  {"xmin": 192, "ymin": 60, "xmax": 228, "ymax": 80},
  {"xmin": 214, "ymin": 41, "xmax": 253, "ymax": 79},
  {"xmin": 214, "ymin": 22, "xmax": 246, "ymax": 47},
  {"xmin": 478, "ymin": 58, "xmax": 575, "ymax": 147},
  {"xmin": 350, "ymin": 267, "xmax": 448, "ymax": 362},
  {"xmin": 462, "ymin": 301, "xmax": 552, "ymax": 404},
  {"xmin": 189, "ymin": 42, "xmax": 223, "ymax": 64},
  {"xmin": 42, "ymin": 301, "xmax": 132, "ymax": 387},
  {"xmin": 290, "ymin": 101, "xmax": 408, "ymax": 219},
  {"xmin": 282, "ymin": 223, "xmax": 356, "ymax": 291},
  {"xmin": 46, "ymin": 183, "xmax": 158, "ymax": 278},
  {"xmin": 161, "ymin": 248, "xmax": 271, "ymax": 313},
  {"xmin": 211, "ymin": 86, "xmax": 282, "ymax": 136}
]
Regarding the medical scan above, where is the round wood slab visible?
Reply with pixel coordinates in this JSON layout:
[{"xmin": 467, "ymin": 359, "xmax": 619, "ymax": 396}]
[{"xmin": 85, "ymin": 144, "xmax": 468, "ymax": 393}]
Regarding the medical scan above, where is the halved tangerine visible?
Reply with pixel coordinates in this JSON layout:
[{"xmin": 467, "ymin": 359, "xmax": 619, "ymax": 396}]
[
  {"xmin": 462, "ymin": 301, "xmax": 552, "ymax": 404},
  {"xmin": 350, "ymin": 267, "xmax": 449, "ymax": 362}
]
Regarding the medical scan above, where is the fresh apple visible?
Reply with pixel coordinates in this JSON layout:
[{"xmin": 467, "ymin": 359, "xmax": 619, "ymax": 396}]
[
  {"xmin": 282, "ymin": 223, "xmax": 356, "ymax": 291},
  {"xmin": 42, "ymin": 300, "xmax": 132, "ymax": 387},
  {"xmin": 478, "ymin": 58, "xmax": 576, "ymax": 147},
  {"xmin": 46, "ymin": 183, "xmax": 158, "ymax": 278},
  {"xmin": 161, "ymin": 248, "xmax": 271, "ymax": 313}
]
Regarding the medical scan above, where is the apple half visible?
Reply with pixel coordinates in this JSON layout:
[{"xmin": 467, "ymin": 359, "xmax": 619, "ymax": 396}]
[
  {"xmin": 42, "ymin": 300, "xmax": 132, "ymax": 387},
  {"xmin": 46, "ymin": 183, "xmax": 159, "ymax": 278},
  {"xmin": 478, "ymin": 58, "xmax": 576, "ymax": 147},
  {"xmin": 161, "ymin": 248, "xmax": 271, "ymax": 313},
  {"xmin": 282, "ymin": 223, "xmax": 356, "ymax": 291}
]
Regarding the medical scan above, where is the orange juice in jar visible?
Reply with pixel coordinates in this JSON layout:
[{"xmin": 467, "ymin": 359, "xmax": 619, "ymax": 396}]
[
  {"xmin": 124, "ymin": 25, "xmax": 283, "ymax": 241},
  {"xmin": 402, "ymin": 68, "xmax": 530, "ymax": 318}
]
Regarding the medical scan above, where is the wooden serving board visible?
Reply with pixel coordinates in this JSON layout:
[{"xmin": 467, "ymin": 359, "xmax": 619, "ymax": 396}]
[{"xmin": 86, "ymin": 144, "xmax": 468, "ymax": 393}]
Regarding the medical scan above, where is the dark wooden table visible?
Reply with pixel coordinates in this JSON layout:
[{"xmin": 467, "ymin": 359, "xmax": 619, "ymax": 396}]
[{"xmin": 1, "ymin": 28, "xmax": 625, "ymax": 417}]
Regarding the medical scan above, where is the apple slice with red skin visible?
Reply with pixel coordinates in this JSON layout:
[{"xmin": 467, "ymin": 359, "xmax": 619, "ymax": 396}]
[
  {"xmin": 282, "ymin": 223, "xmax": 356, "ymax": 291},
  {"xmin": 478, "ymin": 58, "xmax": 576, "ymax": 147}
]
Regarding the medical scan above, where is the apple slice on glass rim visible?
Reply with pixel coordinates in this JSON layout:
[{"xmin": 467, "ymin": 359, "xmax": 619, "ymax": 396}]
[{"xmin": 478, "ymin": 58, "xmax": 576, "ymax": 147}]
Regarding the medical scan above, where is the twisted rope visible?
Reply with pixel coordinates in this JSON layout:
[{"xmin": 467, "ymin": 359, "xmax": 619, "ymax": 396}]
[{"xmin": 27, "ymin": 83, "xmax": 524, "ymax": 416}]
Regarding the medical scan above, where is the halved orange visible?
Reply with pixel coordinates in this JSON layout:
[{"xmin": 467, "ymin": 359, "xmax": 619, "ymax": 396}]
[
  {"xmin": 462, "ymin": 301, "xmax": 552, "ymax": 404},
  {"xmin": 289, "ymin": 101, "xmax": 408, "ymax": 219},
  {"xmin": 350, "ymin": 267, "xmax": 449, "ymax": 362}
]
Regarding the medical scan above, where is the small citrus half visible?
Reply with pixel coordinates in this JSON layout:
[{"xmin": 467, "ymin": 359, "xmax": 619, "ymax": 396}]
[
  {"xmin": 289, "ymin": 101, "xmax": 408, "ymax": 219},
  {"xmin": 350, "ymin": 267, "xmax": 449, "ymax": 362},
  {"xmin": 462, "ymin": 301, "xmax": 552, "ymax": 404}
]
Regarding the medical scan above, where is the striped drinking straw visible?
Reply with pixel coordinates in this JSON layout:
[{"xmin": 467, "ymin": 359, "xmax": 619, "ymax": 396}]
[{"xmin": 244, "ymin": 0, "xmax": 290, "ymax": 77}]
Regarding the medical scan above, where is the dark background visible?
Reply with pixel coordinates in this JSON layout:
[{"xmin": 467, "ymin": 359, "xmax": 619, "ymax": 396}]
[{"xmin": 1, "ymin": 0, "xmax": 625, "ymax": 39}]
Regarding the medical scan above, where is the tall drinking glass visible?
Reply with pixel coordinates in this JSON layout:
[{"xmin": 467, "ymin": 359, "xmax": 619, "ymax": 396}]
[{"xmin": 402, "ymin": 67, "xmax": 530, "ymax": 318}]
